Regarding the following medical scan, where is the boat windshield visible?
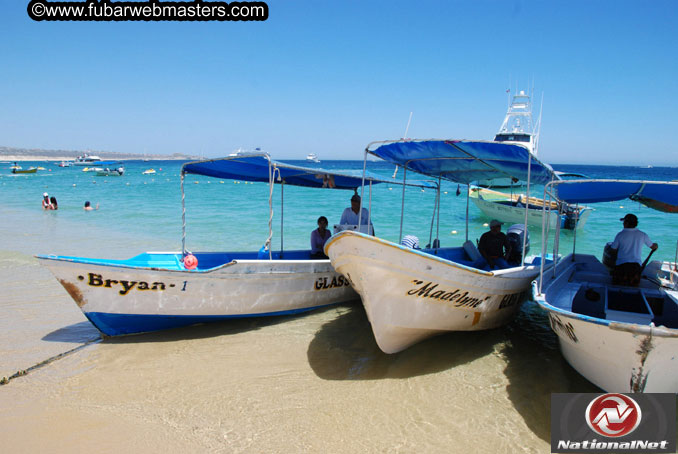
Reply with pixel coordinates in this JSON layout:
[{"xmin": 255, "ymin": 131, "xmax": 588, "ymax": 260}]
[{"xmin": 494, "ymin": 133, "xmax": 531, "ymax": 143}]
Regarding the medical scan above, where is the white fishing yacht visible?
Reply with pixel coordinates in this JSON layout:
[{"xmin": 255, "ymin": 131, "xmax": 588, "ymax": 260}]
[
  {"xmin": 475, "ymin": 90, "xmax": 539, "ymax": 188},
  {"xmin": 306, "ymin": 153, "xmax": 320, "ymax": 163},
  {"xmin": 73, "ymin": 153, "xmax": 102, "ymax": 166}
]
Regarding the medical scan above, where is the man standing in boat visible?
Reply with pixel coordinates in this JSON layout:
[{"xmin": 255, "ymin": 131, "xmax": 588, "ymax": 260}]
[
  {"xmin": 610, "ymin": 213, "xmax": 658, "ymax": 286},
  {"xmin": 340, "ymin": 194, "xmax": 374, "ymax": 235},
  {"xmin": 478, "ymin": 220, "xmax": 511, "ymax": 269}
]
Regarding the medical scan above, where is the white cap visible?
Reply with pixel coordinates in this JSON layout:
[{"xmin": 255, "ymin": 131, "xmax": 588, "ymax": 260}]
[{"xmin": 43, "ymin": 192, "xmax": 48, "ymax": 197}]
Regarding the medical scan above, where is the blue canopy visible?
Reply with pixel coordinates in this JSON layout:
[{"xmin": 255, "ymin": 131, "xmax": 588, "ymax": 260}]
[
  {"xmin": 182, "ymin": 153, "xmax": 435, "ymax": 190},
  {"xmin": 554, "ymin": 180, "xmax": 678, "ymax": 213},
  {"xmin": 366, "ymin": 140, "xmax": 556, "ymax": 185}
]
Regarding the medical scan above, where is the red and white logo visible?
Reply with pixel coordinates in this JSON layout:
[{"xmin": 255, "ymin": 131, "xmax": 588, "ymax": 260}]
[{"xmin": 585, "ymin": 393, "xmax": 642, "ymax": 437}]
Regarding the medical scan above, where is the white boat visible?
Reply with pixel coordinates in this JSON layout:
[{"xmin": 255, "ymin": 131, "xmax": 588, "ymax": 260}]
[
  {"xmin": 36, "ymin": 154, "xmax": 412, "ymax": 337},
  {"xmin": 325, "ymin": 138, "xmax": 556, "ymax": 353},
  {"xmin": 73, "ymin": 153, "xmax": 102, "ymax": 166},
  {"xmin": 57, "ymin": 161, "xmax": 73, "ymax": 167},
  {"xmin": 142, "ymin": 168, "xmax": 156, "ymax": 175},
  {"xmin": 474, "ymin": 90, "xmax": 539, "ymax": 188},
  {"xmin": 470, "ymin": 186, "xmax": 592, "ymax": 230},
  {"xmin": 306, "ymin": 153, "xmax": 320, "ymax": 163},
  {"xmin": 534, "ymin": 179, "xmax": 678, "ymax": 392},
  {"xmin": 96, "ymin": 166, "xmax": 124, "ymax": 176}
]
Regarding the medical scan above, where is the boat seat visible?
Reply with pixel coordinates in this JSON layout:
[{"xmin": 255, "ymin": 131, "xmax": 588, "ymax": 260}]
[
  {"xmin": 571, "ymin": 285, "xmax": 606, "ymax": 318},
  {"xmin": 463, "ymin": 240, "xmax": 482, "ymax": 263}
]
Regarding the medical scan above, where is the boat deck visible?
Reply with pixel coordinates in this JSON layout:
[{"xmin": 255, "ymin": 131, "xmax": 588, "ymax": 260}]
[{"xmin": 547, "ymin": 258, "xmax": 678, "ymax": 328}]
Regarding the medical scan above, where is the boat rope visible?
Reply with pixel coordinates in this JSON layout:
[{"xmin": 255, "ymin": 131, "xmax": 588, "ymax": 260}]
[
  {"xmin": 266, "ymin": 164, "xmax": 281, "ymax": 260},
  {"xmin": 0, "ymin": 338, "xmax": 101, "ymax": 386},
  {"xmin": 181, "ymin": 171, "xmax": 187, "ymax": 258}
]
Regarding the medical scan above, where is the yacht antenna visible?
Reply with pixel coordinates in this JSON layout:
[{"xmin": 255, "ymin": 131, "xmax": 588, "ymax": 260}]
[{"xmin": 534, "ymin": 93, "xmax": 544, "ymax": 156}]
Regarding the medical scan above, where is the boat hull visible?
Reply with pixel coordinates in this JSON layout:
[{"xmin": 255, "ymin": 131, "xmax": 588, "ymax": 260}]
[
  {"xmin": 533, "ymin": 254, "xmax": 678, "ymax": 392},
  {"xmin": 37, "ymin": 254, "xmax": 357, "ymax": 336},
  {"xmin": 471, "ymin": 195, "xmax": 592, "ymax": 230},
  {"xmin": 325, "ymin": 231, "xmax": 540, "ymax": 353}
]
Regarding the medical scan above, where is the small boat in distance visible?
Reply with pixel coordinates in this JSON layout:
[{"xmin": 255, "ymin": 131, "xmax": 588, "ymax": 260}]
[
  {"xmin": 96, "ymin": 162, "xmax": 125, "ymax": 176},
  {"xmin": 306, "ymin": 153, "xmax": 320, "ymax": 163},
  {"xmin": 534, "ymin": 179, "xmax": 678, "ymax": 392},
  {"xmin": 142, "ymin": 169, "xmax": 156, "ymax": 175},
  {"xmin": 73, "ymin": 153, "xmax": 102, "ymax": 166},
  {"xmin": 57, "ymin": 161, "xmax": 73, "ymax": 167},
  {"xmin": 470, "ymin": 186, "xmax": 592, "ymax": 230},
  {"xmin": 12, "ymin": 167, "xmax": 37, "ymax": 174}
]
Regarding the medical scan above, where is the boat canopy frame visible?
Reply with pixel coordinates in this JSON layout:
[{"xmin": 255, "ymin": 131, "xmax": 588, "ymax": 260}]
[
  {"xmin": 537, "ymin": 178, "xmax": 678, "ymax": 294},
  {"xmin": 361, "ymin": 138, "xmax": 558, "ymax": 264},
  {"xmin": 180, "ymin": 152, "xmax": 435, "ymax": 261}
]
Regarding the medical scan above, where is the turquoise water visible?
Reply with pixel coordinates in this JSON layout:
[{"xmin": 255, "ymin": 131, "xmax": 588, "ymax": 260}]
[{"xmin": 2, "ymin": 160, "xmax": 677, "ymax": 263}]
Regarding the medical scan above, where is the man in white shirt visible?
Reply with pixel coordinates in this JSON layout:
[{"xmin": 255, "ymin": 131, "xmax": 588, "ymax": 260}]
[
  {"xmin": 339, "ymin": 194, "xmax": 374, "ymax": 234},
  {"xmin": 610, "ymin": 213, "xmax": 658, "ymax": 286}
]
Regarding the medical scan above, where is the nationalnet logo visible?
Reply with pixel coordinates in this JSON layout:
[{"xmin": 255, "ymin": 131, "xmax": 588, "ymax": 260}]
[
  {"xmin": 551, "ymin": 393, "xmax": 675, "ymax": 453},
  {"xmin": 585, "ymin": 394, "xmax": 641, "ymax": 438}
]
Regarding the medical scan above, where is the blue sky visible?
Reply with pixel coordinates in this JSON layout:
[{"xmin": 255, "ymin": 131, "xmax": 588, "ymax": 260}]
[{"xmin": 1, "ymin": 0, "xmax": 676, "ymax": 164}]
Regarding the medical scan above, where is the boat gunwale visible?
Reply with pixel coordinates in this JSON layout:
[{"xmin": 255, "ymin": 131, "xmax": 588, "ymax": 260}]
[
  {"xmin": 325, "ymin": 230, "xmax": 545, "ymax": 278},
  {"xmin": 531, "ymin": 281, "xmax": 678, "ymax": 337},
  {"xmin": 36, "ymin": 253, "xmax": 335, "ymax": 274}
]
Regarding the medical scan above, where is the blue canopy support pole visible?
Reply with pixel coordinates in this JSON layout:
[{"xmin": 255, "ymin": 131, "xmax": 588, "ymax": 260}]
[
  {"xmin": 181, "ymin": 171, "xmax": 187, "ymax": 259},
  {"xmin": 359, "ymin": 149, "xmax": 368, "ymax": 231},
  {"xmin": 539, "ymin": 181, "xmax": 553, "ymax": 294},
  {"xmin": 368, "ymin": 179, "xmax": 373, "ymax": 232},
  {"xmin": 428, "ymin": 183, "xmax": 438, "ymax": 247},
  {"xmin": 465, "ymin": 184, "xmax": 470, "ymax": 242},
  {"xmin": 571, "ymin": 203, "xmax": 579, "ymax": 262},
  {"xmin": 436, "ymin": 177, "xmax": 441, "ymax": 248},
  {"xmin": 399, "ymin": 166, "xmax": 407, "ymax": 243},
  {"xmin": 280, "ymin": 180, "xmax": 284, "ymax": 258},
  {"xmin": 521, "ymin": 155, "xmax": 532, "ymax": 267},
  {"xmin": 552, "ymin": 206, "xmax": 561, "ymax": 278}
]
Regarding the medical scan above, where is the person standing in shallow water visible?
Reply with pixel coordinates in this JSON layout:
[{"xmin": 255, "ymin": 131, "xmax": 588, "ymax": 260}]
[
  {"xmin": 42, "ymin": 192, "xmax": 51, "ymax": 210},
  {"xmin": 84, "ymin": 201, "xmax": 99, "ymax": 211},
  {"xmin": 310, "ymin": 216, "xmax": 331, "ymax": 259},
  {"xmin": 610, "ymin": 213, "xmax": 658, "ymax": 286},
  {"xmin": 49, "ymin": 196, "xmax": 58, "ymax": 210}
]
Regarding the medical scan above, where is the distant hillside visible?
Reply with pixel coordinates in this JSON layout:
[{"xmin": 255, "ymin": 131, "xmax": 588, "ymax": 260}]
[{"xmin": 0, "ymin": 146, "xmax": 196, "ymax": 161}]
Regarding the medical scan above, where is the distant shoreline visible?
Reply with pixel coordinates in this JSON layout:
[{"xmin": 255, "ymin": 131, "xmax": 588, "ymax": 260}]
[{"xmin": 0, "ymin": 155, "xmax": 190, "ymax": 162}]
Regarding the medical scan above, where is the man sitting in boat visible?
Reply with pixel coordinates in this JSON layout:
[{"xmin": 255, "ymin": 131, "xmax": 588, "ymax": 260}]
[
  {"xmin": 610, "ymin": 213, "xmax": 658, "ymax": 286},
  {"xmin": 477, "ymin": 220, "xmax": 512, "ymax": 270},
  {"xmin": 339, "ymin": 194, "xmax": 375, "ymax": 235}
]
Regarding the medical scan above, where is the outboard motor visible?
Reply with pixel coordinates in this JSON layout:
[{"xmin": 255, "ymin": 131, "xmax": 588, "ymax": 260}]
[
  {"xmin": 602, "ymin": 242, "xmax": 617, "ymax": 270},
  {"xmin": 506, "ymin": 224, "xmax": 530, "ymax": 265}
]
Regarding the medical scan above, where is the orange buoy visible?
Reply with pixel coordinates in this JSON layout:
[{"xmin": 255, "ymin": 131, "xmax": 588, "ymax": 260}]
[{"xmin": 183, "ymin": 254, "xmax": 198, "ymax": 270}]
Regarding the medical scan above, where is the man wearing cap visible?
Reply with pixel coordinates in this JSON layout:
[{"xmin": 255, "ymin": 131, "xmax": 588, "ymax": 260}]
[
  {"xmin": 610, "ymin": 213, "xmax": 658, "ymax": 286},
  {"xmin": 340, "ymin": 194, "xmax": 374, "ymax": 234},
  {"xmin": 478, "ymin": 220, "xmax": 512, "ymax": 270}
]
